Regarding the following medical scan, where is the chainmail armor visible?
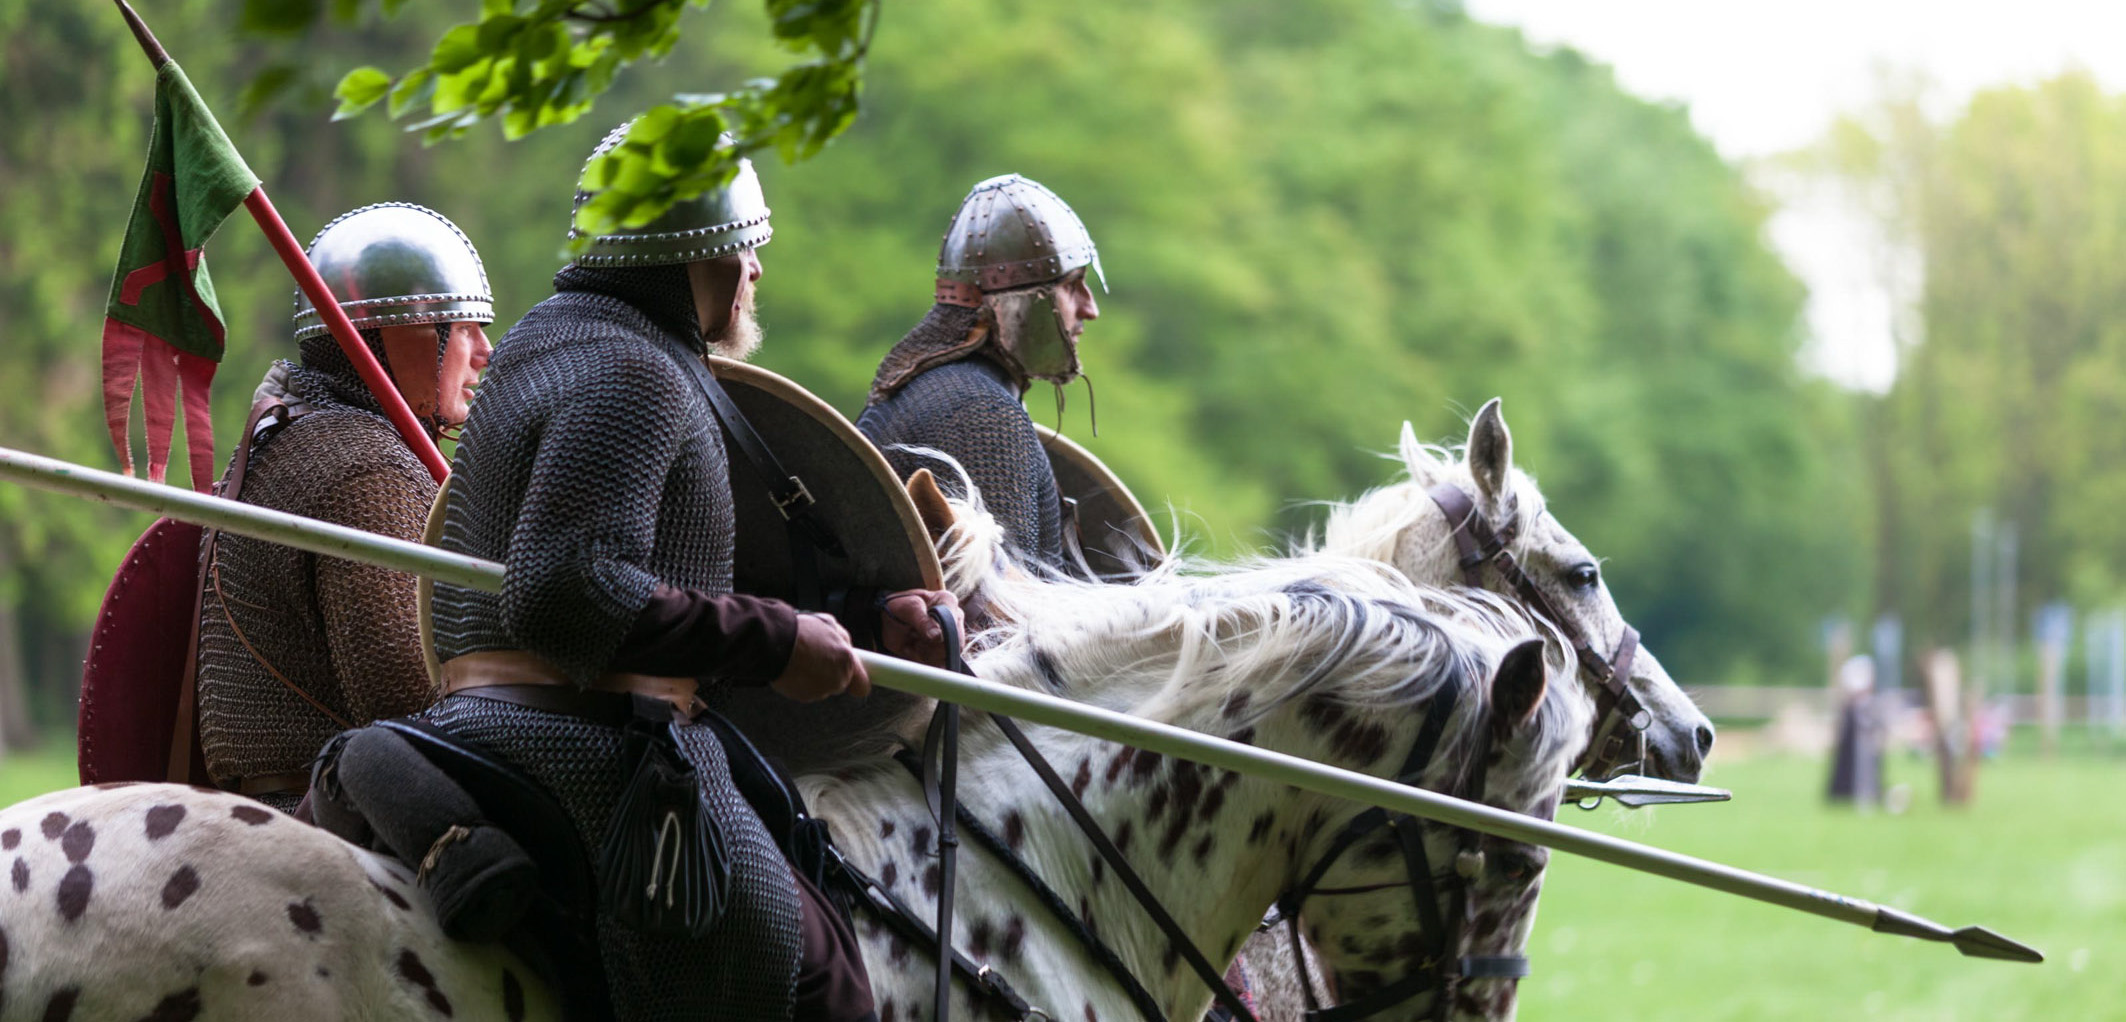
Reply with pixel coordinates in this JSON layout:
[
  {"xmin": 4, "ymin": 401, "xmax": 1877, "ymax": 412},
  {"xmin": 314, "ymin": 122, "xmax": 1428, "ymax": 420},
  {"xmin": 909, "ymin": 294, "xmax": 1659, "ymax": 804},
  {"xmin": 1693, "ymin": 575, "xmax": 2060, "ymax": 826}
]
[
  {"xmin": 432, "ymin": 263, "xmax": 737, "ymax": 680},
  {"xmin": 419, "ymin": 694, "xmax": 802, "ymax": 1022},
  {"xmin": 196, "ymin": 345, "xmax": 438, "ymax": 810},
  {"xmin": 860, "ymin": 310, "xmax": 1065, "ymax": 569},
  {"xmin": 428, "ymin": 261, "xmax": 803, "ymax": 1016}
]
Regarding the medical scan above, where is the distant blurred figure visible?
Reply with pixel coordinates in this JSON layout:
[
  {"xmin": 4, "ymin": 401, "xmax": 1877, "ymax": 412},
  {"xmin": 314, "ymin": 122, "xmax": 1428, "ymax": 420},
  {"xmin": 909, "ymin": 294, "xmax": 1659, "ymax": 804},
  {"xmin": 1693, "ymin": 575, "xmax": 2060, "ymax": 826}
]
[{"xmin": 1827, "ymin": 653, "xmax": 1886, "ymax": 806}]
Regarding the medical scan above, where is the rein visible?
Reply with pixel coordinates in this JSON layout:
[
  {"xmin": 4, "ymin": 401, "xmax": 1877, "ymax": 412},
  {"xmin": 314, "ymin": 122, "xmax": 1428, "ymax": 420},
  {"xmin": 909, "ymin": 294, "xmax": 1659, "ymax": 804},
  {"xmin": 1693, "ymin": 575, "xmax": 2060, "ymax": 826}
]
[{"xmin": 1424, "ymin": 483, "xmax": 1649, "ymax": 780}]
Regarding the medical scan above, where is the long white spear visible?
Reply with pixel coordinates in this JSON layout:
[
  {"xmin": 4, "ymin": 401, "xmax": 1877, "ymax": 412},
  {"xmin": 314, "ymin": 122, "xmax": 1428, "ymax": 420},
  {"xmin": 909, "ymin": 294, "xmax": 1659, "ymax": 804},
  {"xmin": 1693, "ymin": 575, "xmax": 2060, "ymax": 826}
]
[{"xmin": 0, "ymin": 444, "xmax": 2042, "ymax": 964}]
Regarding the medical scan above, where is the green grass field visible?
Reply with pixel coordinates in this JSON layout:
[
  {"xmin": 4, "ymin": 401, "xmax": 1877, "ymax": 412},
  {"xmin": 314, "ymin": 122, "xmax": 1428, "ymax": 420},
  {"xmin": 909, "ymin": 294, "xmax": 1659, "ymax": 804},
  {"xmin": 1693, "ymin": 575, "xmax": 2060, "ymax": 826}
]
[
  {"xmin": 1520, "ymin": 751, "xmax": 2122, "ymax": 1021},
  {"xmin": 0, "ymin": 740, "xmax": 2114, "ymax": 1018}
]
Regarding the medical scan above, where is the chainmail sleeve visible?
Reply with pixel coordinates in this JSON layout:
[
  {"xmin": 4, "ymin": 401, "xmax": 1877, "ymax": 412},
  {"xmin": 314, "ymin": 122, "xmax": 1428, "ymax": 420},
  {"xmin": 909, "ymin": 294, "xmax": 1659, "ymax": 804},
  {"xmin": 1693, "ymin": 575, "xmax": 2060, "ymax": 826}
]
[
  {"xmin": 858, "ymin": 357, "xmax": 1065, "ymax": 568},
  {"xmin": 499, "ymin": 346, "xmax": 698, "ymax": 679},
  {"xmin": 309, "ymin": 416, "xmax": 438, "ymax": 722}
]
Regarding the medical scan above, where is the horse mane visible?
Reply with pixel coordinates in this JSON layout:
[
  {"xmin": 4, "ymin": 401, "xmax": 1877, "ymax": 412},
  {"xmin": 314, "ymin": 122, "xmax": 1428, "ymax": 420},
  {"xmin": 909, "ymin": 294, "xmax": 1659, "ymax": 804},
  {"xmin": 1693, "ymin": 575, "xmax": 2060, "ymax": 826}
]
[{"xmin": 1307, "ymin": 430, "xmax": 1550, "ymax": 567}]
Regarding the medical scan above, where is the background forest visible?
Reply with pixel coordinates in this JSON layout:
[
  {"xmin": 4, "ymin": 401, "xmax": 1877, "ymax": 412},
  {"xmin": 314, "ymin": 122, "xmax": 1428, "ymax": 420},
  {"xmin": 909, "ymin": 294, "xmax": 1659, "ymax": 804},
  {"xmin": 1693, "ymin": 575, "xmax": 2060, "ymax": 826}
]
[{"xmin": 0, "ymin": 0, "xmax": 2115, "ymax": 747}]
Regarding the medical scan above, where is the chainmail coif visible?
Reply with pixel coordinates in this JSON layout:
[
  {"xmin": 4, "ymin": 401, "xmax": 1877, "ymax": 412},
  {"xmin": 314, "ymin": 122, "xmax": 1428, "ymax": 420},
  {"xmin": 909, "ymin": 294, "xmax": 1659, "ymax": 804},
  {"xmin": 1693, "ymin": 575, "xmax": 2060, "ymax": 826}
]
[
  {"xmin": 427, "ymin": 261, "xmax": 803, "ymax": 1021},
  {"xmin": 859, "ymin": 304, "xmax": 1066, "ymax": 569},
  {"xmin": 196, "ymin": 331, "xmax": 439, "ymax": 811}
]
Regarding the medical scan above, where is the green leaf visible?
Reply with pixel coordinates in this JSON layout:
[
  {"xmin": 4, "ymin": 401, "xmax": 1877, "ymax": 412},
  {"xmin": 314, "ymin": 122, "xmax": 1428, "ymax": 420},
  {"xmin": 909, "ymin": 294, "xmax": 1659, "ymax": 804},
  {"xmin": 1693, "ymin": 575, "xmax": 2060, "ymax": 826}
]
[
  {"xmin": 238, "ymin": 0, "xmax": 323, "ymax": 37},
  {"xmin": 387, "ymin": 68, "xmax": 434, "ymax": 118},
  {"xmin": 431, "ymin": 23, "xmax": 485, "ymax": 73},
  {"xmin": 331, "ymin": 66, "xmax": 393, "ymax": 121},
  {"xmin": 477, "ymin": 14, "xmax": 528, "ymax": 54}
]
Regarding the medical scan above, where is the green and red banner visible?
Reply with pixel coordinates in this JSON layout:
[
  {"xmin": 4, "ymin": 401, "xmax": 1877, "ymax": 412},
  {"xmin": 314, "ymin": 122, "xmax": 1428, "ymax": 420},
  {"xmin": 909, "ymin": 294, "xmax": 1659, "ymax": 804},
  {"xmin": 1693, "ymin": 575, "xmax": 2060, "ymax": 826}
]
[{"xmin": 102, "ymin": 61, "xmax": 260, "ymax": 490}]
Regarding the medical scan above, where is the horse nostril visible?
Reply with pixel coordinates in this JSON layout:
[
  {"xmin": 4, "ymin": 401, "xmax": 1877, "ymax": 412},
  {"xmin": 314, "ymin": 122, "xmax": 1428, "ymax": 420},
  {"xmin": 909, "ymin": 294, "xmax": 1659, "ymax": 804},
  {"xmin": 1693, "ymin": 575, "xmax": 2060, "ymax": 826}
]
[{"xmin": 1695, "ymin": 725, "xmax": 1715, "ymax": 756}]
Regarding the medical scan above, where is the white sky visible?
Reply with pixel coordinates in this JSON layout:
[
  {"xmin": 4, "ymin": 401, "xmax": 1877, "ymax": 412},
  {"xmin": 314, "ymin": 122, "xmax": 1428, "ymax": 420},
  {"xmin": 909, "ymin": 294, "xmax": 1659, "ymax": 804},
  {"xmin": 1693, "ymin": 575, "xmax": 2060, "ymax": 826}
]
[{"xmin": 1463, "ymin": 0, "xmax": 2126, "ymax": 391}]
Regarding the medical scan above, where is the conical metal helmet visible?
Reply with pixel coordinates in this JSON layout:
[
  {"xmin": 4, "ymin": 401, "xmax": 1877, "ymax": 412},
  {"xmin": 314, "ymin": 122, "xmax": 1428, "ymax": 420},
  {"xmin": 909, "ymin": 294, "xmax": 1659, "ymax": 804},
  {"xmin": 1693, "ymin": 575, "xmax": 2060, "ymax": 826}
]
[
  {"xmin": 293, "ymin": 203, "xmax": 493, "ymax": 341},
  {"xmin": 934, "ymin": 174, "xmax": 1104, "ymax": 305},
  {"xmin": 569, "ymin": 122, "xmax": 773, "ymax": 267}
]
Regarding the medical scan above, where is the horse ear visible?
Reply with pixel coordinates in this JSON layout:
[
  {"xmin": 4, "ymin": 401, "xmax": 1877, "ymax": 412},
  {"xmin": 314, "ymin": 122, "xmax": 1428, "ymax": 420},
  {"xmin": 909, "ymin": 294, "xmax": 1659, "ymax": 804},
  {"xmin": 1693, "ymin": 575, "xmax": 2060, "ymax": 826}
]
[
  {"xmin": 1467, "ymin": 398, "xmax": 1513, "ymax": 503},
  {"xmin": 1489, "ymin": 638, "xmax": 1548, "ymax": 734},
  {"xmin": 907, "ymin": 468, "xmax": 957, "ymax": 544}
]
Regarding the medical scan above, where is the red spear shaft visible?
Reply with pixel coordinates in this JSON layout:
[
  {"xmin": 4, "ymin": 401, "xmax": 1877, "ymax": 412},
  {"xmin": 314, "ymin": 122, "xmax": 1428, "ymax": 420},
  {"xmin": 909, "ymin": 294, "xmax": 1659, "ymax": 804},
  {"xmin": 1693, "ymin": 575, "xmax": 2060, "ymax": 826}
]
[{"xmin": 113, "ymin": 0, "xmax": 450, "ymax": 484}]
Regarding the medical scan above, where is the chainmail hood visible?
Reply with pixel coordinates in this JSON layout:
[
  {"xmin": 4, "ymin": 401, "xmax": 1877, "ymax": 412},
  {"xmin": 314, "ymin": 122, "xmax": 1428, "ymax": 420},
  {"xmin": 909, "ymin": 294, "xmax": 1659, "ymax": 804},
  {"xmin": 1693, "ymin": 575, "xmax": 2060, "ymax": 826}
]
[
  {"xmin": 866, "ymin": 302, "xmax": 1015, "ymax": 404},
  {"xmin": 554, "ymin": 261, "xmax": 702, "ymax": 347}
]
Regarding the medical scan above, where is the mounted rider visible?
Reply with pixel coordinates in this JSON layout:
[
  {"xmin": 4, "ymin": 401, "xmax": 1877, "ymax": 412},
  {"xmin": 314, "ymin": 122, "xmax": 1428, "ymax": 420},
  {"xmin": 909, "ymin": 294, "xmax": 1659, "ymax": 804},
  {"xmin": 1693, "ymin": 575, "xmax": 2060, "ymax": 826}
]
[
  {"xmin": 857, "ymin": 174, "xmax": 1111, "ymax": 574},
  {"xmin": 191, "ymin": 203, "xmax": 492, "ymax": 812},
  {"xmin": 312, "ymin": 126, "xmax": 955, "ymax": 1022}
]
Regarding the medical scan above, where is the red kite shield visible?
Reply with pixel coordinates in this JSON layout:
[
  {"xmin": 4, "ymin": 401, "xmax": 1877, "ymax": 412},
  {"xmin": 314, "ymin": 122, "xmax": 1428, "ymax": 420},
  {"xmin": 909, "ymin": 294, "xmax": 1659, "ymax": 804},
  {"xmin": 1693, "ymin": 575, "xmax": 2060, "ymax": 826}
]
[{"xmin": 77, "ymin": 518, "xmax": 207, "ymax": 785}]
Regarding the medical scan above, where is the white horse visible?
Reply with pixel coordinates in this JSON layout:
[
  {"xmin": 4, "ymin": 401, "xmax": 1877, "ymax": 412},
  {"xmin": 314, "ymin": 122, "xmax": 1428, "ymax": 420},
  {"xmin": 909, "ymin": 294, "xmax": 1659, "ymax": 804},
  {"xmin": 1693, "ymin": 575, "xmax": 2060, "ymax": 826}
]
[{"xmin": 0, "ymin": 549, "xmax": 1584, "ymax": 1021}]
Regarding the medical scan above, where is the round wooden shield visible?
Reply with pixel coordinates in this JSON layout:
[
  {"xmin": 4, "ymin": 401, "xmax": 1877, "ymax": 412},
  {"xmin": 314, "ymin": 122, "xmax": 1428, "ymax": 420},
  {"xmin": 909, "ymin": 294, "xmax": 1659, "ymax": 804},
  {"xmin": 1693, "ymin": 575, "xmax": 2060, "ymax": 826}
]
[
  {"xmin": 1036, "ymin": 424, "xmax": 1164, "ymax": 577},
  {"xmin": 703, "ymin": 356, "xmax": 945, "ymax": 773}
]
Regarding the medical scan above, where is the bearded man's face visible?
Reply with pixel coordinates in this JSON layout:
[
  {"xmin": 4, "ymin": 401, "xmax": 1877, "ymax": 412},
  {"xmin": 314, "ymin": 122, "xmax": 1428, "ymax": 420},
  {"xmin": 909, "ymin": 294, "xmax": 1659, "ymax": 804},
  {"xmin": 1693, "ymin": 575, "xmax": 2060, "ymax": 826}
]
[{"xmin": 688, "ymin": 248, "xmax": 765, "ymax": 359}]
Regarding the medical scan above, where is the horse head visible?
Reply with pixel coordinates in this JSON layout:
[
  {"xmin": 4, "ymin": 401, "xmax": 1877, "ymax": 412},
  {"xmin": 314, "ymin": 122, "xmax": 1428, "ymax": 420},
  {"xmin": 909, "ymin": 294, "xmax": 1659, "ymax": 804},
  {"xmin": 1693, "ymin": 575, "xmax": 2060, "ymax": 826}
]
[{"xmin": 1317, "ymin": 398, "xmax": 1714, "ymax": 782}]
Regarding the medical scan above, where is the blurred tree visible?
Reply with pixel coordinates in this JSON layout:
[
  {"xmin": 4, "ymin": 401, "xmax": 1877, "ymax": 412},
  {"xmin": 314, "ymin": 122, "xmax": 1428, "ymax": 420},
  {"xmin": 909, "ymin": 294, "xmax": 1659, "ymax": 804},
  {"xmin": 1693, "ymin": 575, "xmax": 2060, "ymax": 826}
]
[{"xmin": 0, "ymin": 0, "xmax": 1864, "ymax": 743}]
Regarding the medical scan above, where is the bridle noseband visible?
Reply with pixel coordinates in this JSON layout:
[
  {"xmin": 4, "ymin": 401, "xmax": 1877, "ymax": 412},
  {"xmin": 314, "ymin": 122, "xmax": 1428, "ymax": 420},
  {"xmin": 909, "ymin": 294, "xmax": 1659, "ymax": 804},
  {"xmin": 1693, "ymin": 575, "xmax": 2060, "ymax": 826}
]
[{"xmin": 1424, "ymin": 483, "xmax": 1649, "ymax": 781}]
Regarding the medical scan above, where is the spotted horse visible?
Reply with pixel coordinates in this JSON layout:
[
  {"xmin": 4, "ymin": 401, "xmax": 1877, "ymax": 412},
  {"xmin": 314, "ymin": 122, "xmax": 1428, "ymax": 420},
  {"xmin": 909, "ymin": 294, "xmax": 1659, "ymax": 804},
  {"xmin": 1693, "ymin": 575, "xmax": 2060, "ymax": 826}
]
[{"xmin": 0, "ymin": 549, "xmax": 1584, "ymax": 1022}]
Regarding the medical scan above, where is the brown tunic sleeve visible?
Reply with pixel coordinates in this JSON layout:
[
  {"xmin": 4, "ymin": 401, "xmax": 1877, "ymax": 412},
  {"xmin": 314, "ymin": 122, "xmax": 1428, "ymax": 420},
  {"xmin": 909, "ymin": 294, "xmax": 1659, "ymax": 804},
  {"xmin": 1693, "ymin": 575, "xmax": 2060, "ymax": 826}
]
[{"xmin": 610, "ymin": 583, "xmax": 799, "ymax": 686}]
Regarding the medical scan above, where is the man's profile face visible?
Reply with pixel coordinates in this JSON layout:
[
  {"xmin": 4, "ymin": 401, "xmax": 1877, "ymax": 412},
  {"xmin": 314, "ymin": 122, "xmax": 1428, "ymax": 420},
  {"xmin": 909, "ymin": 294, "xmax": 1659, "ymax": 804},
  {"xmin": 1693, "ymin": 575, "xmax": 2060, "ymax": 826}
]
[
  {"xmin": 690, "ymin": 249, "xmax": 765, "ymax": 359},
  {"xmin": 1051, "ymin": 267, "xmax": 1100, "ymax": 341},
  {"xmin": 436, "ymin": 321, "xmax": 492, "ymax": 425}
]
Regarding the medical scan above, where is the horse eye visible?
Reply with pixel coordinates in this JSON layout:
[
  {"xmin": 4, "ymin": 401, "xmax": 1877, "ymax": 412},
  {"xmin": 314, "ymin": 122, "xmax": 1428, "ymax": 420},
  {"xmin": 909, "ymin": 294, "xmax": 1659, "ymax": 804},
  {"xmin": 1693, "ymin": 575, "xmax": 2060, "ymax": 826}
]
[
  {"xmin": 1491, "ymin": 848, "xmax": 1547, "ymax": 883},
  {"xmin": 1565, "ymin": 563, "xmax": 1600, "ymax": 591}
]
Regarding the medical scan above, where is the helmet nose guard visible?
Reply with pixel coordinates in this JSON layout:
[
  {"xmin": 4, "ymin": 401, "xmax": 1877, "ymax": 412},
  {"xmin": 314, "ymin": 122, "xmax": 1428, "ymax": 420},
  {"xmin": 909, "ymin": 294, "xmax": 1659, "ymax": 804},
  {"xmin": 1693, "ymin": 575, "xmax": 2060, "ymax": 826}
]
[
  {"xmin": 294, "ymin": 203, "xmax": 494, "ymax": 341},
  {"xmin": 568, "ymin": 122, "xmax": 773, "ymax": 267},
  {"xmin": 935, "ymin": 174, "xmax": 1104, "ymax": 306}
]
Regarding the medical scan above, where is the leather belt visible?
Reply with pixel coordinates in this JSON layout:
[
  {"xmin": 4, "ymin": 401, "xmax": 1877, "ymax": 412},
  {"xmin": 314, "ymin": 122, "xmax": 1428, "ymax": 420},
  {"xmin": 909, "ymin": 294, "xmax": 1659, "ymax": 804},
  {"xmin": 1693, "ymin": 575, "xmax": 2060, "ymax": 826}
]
[
  {"xmin": 236, "ymin": 771, "xmax": 311, "ymax": 797},
  {"xmin": 442, "ymin": 650, "xmax": 703, "ymax": 718}
]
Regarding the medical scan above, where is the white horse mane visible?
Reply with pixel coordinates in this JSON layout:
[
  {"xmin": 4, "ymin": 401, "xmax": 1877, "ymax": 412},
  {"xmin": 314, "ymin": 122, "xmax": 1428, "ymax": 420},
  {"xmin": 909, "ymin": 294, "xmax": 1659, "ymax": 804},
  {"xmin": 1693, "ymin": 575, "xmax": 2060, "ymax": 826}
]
[{"xmin": 1307, "ymin": 429, "xmax": 1549, "ymax": 567}]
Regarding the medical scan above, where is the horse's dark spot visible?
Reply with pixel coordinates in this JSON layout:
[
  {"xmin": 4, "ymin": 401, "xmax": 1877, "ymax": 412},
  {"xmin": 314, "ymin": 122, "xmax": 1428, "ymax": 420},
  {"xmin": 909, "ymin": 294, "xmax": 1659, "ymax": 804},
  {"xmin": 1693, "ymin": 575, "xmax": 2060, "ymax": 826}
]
[
  {"xmin": 59, "ymin": 823, "xmax": 94, "ymax": 865},
  {"xmin": 1335, "ymin": 721, "xmax": 1390, "ymax": 765},
  {"xmin": 1104, "ymin": 746, "xmax": 1132, "ymax": 784},
  {"xmin": 1113, "ymin": 819, "xmax": 1133, "ymax": 854},
  {"xmin": 888, "ymin": 935, "xmax": 910, "ymax": 963},
  {"xmin": 10, "ymin": 858, "xmax": 25, "ymax": 893},
  {"xmin": 1147, "ymin": 784, "xmax": 1170, "ymax": 821},
  {"xmin": 370, "ymin": 878, "xmax": 410, "ymax": 910},
  {"xmin": 317, "ymin": 967, "xmax": 330, "ymax": 978},
  {"xmin": 1001, "ymin": 916, "xmax": 1026, "ymax": 961},
  {"xmin": 231, "ymin": 805, "xmax": 273, "ymax": 826},
  {"xmin": 134, "ymin": 987, "xmax": 202, "ymax": 1022},
  {"xmin": 161, "ymin": 866, "xmax": 199, "ymax": 910},
  {"xmin": 1227, "ymin": 727, "xmax": 1255, "ymax": 746},
  {"xmin": 1079, "ymin": 895, "xmax": 1096, "ymax": 935},
  {"xmin": 922, "ymin": 864, "xmax": 940, "ymax": 898},
  {"xmin": 287, "ymin": 899, "xmax": 322, "ymax": 935},
  {"xmin": 1303, "ymin": 698, "xmax": 1347, "ymax": 732},
  {"xmin": 913, "ymin": 826, "xmax": 932, "ymax": 854},
  {"xmin": 1157, "ymin": 813, "xmax": 1190, "ymax": 861},
  {"xmin": 1171, "ymin": 761, "xmax": 1203, "ymax": 807},
  {"xmin": 247, "ymin": 972, "xmax": 267, "ymax": 987},
  {"xmin": 881, "ymin": 998, "xmax": 898, "ymax": 1022},
  {"xmin": 144, "ymin": 805, "xmax": 186, "ymax": 840},
  {"xmin": 1222, "ymin": 689, "xmax": 1251, "ymax": 719},
  {"xmin": 396, "ymin": 949, "xmax": 452, "ymax": 1016},
  {"xmin": 969, "ymin": 918, "xmax": 994, "ymax": 959},
  {"xmin": 42, "ymin": 987, "xmax": 79, "ymax": 1022},
  {"xmin": 1084, "ymin": 1004, "xmax": 1098, "ymax": 1022},
  {"xmin": 0, "ymin": 829, "xmax": 17, "ymax": 850},
  {"xmin": 1004, "ymin": 811, "xmax": 1025, "ymax": 850},
  {"xmin": 1130, "ymin": 748, "xmax": 1162, "ymax": 782},
  {"xmin": 1162, "ymin": 942, "xmax": 1180, "ymax": 974},
  {"xmin": 1191, "ymin": 833, "xmax": 1214, "ymax": 865},
  {"xmin": 1197, "ymin": 786, "xmax": 1226, "ymax": 826},
  {"xmin": 879, "ymin": 818, "xmax": 896, "ymax": 839},
  {"xmin": 1071, "ymin": 759, "xmax": 1092, "ymax": 798},
  {"xmin": 880, "ymin": 860, "xmax": 898, "ymax": 889},
  {"xmin": 1032, "ymin": 648, "xmax": 1066, "ymax": 691},
  {"xmin": 56, "ymin": 866, "xmax": 92, "ymax": 922},
  {"xmin": 1091, "ymin": 856, "xmax": 1104, "ymax": 885},
  {"xmin": 503, "ymin": 969, "xmax": 526, "ymax": 1022},
  {"xmin": 38, "ymin": 814, "xmax": 67, "ymax": 841}
]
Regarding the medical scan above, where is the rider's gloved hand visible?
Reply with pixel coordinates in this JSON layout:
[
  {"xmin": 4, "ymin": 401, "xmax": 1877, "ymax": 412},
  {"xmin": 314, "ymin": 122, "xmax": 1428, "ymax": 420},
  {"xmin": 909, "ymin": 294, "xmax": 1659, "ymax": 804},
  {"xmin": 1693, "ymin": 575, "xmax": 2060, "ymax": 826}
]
[{"xmin": 879, "ymin": 589, "xmax": 963, "ymax": 669}]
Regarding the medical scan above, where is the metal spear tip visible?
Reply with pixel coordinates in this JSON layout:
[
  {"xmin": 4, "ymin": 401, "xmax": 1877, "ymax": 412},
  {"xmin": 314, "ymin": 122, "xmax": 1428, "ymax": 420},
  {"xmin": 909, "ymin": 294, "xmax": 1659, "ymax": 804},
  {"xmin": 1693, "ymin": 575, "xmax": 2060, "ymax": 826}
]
[
  {"xmin": 1872, "ymin": 906, "xmax": 2044, "ymax": 963},
  {"xmin": 1564, "ymin": 774, "xmax": 1734, "ymax": 809}
]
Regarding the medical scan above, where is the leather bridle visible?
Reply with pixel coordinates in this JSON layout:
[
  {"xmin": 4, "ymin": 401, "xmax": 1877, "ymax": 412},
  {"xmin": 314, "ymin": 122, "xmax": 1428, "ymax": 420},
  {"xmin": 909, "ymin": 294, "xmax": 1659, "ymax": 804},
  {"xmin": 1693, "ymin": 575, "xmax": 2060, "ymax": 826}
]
[
  {"xmin": 1424, "ymin": 483, "xmax": 1649, "ymax": 781},
  {"xmin": 1270, "ymin": 674, "xmax": 1530, "ymax": 1022}
]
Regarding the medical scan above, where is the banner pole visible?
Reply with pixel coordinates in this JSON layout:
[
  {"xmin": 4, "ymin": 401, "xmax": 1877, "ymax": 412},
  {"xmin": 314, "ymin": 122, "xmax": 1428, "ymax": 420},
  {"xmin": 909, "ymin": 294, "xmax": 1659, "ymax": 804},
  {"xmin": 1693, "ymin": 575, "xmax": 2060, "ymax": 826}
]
[{"xmin": 111, "ymin": 0, "xmax": 450, "ymax": 484}]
